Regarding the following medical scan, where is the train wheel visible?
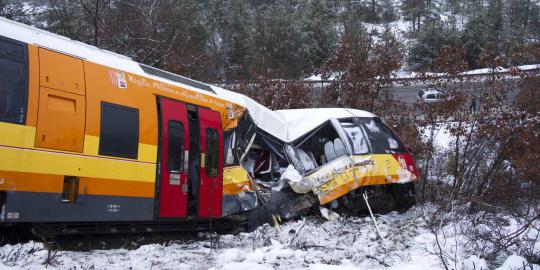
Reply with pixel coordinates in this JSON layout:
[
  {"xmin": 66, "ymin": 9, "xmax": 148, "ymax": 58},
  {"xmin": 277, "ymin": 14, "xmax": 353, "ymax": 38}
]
[{"xmin": 391, "ymin": 183, "xmax": 417, "ymax": 211}]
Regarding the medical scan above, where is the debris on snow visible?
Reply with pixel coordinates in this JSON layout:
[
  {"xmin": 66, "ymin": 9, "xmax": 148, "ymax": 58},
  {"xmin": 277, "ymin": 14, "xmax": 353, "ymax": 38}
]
[{"xmin": 320, "ymin": 207, "xmax": 340, "ymax": 221}]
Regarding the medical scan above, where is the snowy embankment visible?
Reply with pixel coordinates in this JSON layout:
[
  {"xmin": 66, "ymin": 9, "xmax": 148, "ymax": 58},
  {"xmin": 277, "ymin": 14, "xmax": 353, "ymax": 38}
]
[
  {"xmin": 304, "ymin": 63, "xmax": 540, "ymax": 83},
  {"xmin": 1, "ymin": 206, "xmax": 538, "ymax": 269}
]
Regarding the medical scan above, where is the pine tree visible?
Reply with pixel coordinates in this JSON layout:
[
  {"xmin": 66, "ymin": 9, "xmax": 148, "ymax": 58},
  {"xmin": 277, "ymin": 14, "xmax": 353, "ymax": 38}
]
[
  {"xmin": 250, "ymin": 0, "xmax": 308, "ymax": 78},
  {"xmin": 301, "ymin": 0, "xmax": 338, "ymax": 73},
  {"xmin": 462, "ymin": 14, "xmax": 490, "ymax": 69},
  {"xmin": 0, "ymin": 0, "xmax": 34, "ymax": 24},
  {"xmin": 409, "ymin": 15, "xmax": 461, "ymax": 71},
  {"xmin": 222, "ymin": 0, "xmax": 253, "ymax": 80},
  {"xmin": 401, "ymin": 0, "xmax": 424, "ymax": 31}
]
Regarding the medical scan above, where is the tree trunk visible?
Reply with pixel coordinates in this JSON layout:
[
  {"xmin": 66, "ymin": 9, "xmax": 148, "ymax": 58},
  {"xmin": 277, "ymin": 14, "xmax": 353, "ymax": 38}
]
[
  {"xmin": 371, "ymin": 0, "xmax": 376, "ymax": 20},
  {"xmin": 520, "ymin": 0, "xmax": 531, "ymax": 46}
]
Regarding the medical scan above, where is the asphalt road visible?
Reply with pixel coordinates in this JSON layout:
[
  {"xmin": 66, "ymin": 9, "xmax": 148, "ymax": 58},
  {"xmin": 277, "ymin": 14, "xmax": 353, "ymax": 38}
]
[
  {"xmin": 387, "ymin": 85, "xmax": 424, "ymax": 106},
  {"xmin": 308, "ymin": 80, "xmax": 522, "ymax": 108}
]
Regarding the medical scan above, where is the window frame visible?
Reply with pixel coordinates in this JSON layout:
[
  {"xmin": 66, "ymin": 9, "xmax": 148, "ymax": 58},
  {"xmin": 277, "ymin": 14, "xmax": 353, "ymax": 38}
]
[
  {"xmin": 0, "ymin": 35, "xmax": 28, "ymax": 125},
  {"xmin": 205, "ymin": 128, "xmax": 220, "ymax": 177},
  {"xmin": 98, "ymin": 101, "xmax": 140, "ymax": 159},
  {"xmin": 166, "ymin": 120, "xmax": 184, "ymax": 173}
]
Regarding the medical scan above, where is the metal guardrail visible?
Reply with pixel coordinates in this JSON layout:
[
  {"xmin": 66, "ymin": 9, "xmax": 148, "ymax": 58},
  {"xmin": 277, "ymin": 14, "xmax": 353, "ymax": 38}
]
[{"xmin": 215, "ymin": 67, "xmax": 540, "ymax": 88}]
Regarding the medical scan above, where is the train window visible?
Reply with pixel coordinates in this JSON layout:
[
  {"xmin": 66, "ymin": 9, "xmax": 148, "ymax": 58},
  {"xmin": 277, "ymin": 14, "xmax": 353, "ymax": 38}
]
[
  {"xmin": 205, "ymin": 128, "xmax": 219, "ymax": 177},
  {"xmin": 341, "ymin": 122, "xmax": 369, "ymax": 154},
  {"xmin": 379, "ymin": 123, "xmax": 407, "ymax": 153},
  {"xmin": 0, "ymin": 37, "xmax": 28, "ymax": 125},
  {"xmin": 358, "ymin": 119, "xmax": 406, "ymax": 154},
  {"xmin": 167, "ymin": 121, "xmax": 184, "ymax": 172},
  {"xmin": 99, "ymin": 102, "xmax": 139, "ymax": 159}
]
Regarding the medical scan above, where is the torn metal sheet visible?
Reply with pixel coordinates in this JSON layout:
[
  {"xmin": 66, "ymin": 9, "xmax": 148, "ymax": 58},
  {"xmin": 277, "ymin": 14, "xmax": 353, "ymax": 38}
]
[{"xmin": 221, "ymin": 166, "xmax": 259, "ymax": 216}]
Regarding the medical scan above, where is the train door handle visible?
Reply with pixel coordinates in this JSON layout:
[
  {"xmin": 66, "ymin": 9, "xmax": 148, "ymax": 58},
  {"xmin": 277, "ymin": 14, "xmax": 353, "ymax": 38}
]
[{"xmin": 181, "ymin": 183, "xmax": 188, "ymax": 193}]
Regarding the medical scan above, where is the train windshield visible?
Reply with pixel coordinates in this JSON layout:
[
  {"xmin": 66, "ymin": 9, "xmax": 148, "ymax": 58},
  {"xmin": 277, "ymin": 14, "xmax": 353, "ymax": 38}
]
[{"xmin": 351, "ymin": 118, "xmax": 407, "ymax": 154}]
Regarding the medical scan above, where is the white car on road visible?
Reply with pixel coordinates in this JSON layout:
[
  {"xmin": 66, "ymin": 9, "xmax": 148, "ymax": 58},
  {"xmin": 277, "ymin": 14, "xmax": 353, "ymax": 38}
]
[{"xmin": 418, "ymin": 89, "xmax": 445, "ymax": 104}]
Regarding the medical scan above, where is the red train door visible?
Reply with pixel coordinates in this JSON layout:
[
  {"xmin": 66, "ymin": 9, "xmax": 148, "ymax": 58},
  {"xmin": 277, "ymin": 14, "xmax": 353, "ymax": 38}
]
[
  {"xmin": 198, "ymin": 108, "xmax": 223, "ymax": 218},
  {"xmin": 158, "ymin": 98, "xmax": 190, "ymax": 218}
]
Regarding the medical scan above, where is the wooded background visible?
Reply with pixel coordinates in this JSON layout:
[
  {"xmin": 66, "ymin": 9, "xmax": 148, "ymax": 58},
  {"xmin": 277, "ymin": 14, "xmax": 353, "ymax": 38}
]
[{"xmin": 1, "ymin": 0, "xmax": 539, "ymax": 82}]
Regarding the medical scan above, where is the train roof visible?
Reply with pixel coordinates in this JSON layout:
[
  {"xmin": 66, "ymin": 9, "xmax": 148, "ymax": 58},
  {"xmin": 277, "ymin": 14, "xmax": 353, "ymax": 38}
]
[
  {"xmin": 0, "ymin": 17, "xmax": 377, "ymax": 144},
  {"xmin": 0, "ymin": 17, "xmax": 218, "ymax": 95},
  {"xmin": 276, "ymin": 108, "xmax": 375, "ymax": 142}
]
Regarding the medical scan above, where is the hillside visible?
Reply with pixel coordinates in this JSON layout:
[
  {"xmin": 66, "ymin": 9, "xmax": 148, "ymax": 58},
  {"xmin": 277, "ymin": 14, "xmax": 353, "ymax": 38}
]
[{"xmin": 1, "ymin": 0, "xmax": 539, "ymax": 82}]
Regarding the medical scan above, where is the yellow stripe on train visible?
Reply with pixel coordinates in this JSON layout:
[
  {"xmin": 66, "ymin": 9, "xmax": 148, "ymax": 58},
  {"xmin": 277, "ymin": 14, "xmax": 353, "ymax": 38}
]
[
  {"xmin": 0, "ymin": 122, "xmax": 158, "ymax": 163},
  {"xmin": 0, "ymin": 146, "xmax": 155, "ymax": 182},
  {"xmin": 314, "ymin": 154, "xmax": 419, "ymax": 205}
]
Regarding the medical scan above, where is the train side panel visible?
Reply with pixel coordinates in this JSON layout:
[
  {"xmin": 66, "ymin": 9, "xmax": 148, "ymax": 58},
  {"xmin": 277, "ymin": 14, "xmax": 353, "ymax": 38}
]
[{"xmin": 0, "ymin": 40, "xmax": 242, "ymax": 223}]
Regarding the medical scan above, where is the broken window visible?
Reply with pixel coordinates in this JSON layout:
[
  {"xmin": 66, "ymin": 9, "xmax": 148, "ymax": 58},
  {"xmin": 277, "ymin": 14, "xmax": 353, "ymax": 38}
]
[
  {"xmin": 283, "ymin": 120, "xmax": 354, "ymax": 174},
  {"xmin": 234, "ymin": 113, "xmax": 257, "ymax": 162},
  {"xmin": 224, "ymin": 131, "xmax": 236, "ymax": 166},
  {"xmin": 297, "ymin": 148, "xmax": 317, "ymax": 171},
  {"xmin": 341, "ymin": 122, "xmax": 369, "ymax": 155},
  {"xmin": 355, "ymin": 118, "xmax": 407, "ymax": 154}
]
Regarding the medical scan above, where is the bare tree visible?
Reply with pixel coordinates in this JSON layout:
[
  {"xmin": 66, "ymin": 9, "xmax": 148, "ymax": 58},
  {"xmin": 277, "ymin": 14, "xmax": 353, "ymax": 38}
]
[{"xmin": 79, "ymin": 0, "xmax": 111, "ymax": 46}]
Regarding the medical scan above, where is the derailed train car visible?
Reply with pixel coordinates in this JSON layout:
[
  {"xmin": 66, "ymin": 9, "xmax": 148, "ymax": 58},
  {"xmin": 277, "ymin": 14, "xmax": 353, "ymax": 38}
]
[
  {"xmin": 0, "ymin": 18, "xmax": 419, "ymax": 235},
  {"xmin": 223, "ymin": 108, "xmax": 419, "ymax": 225}
]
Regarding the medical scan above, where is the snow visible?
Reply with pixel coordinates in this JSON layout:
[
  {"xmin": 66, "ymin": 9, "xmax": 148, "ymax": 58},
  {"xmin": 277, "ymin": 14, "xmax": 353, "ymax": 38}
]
[
  {"xmin": 1, "ymin": 207, "xmax": 539, "ymax": 270},
  {"xmin": 319, "ymin": 208, "xmax": 340, "ymax": 221},
  {"xmin": 363, "ymin": 19, "xmax": 411, "ymax": 42},
  {"xmin": 276, "ymin": 108, "xmax": 375, "ymax": 142},
  {"xmin": 281, "ymin": 165, "xmax": 302, "ymax": 183},
  {"xmin": 403, "ymin": 64, "xmax": 540, "ymax": 79},
  {"xmin": 304, "ymin": 73, "xmax": 340, "ymax": 81},
  {"xmin": 461, "ymin": 255, "xmax": 488, "ymax": 270},
  {"xmin": 495, "ymin": 255, "xmax": 529, "ymax": 270},
  {"xmin": 305, "ymin": 64, "xmax": 540, "ymax": 82},
  {"xmin": 0, "ymin": 207, "xmax": 431, "ymax": 269},
  {"xmin": 420, "ymin": 123, "xmax": 453, "ymax": 150}
]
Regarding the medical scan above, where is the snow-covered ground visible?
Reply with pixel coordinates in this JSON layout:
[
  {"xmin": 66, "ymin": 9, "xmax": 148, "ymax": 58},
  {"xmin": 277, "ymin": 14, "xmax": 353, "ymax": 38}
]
[{"xmin": 1, "ymin": 206, "xmax": 538, "ymax": 269}]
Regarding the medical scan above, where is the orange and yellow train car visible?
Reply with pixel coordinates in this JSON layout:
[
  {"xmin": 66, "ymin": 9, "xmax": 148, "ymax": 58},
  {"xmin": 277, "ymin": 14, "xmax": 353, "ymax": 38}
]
[{"xmin": 0, "ymin": 17, "xmax": 254, "ymax": 224}]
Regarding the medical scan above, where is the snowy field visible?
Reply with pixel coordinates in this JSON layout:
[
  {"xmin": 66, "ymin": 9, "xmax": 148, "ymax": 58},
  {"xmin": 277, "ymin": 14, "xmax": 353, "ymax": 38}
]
[{"xmin": 1, "ymin": 206, "xmax": 538, "ymax": 270}]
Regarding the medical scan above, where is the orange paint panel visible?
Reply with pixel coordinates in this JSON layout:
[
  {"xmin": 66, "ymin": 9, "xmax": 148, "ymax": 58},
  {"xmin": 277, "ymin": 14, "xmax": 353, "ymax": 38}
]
[
  {"xmin": 0, "ymin": 171, "xmax": 155, "ymax": 198},
  {"xmin": 26, "ymin": 45, "xmax": 40, "ymax": 127},
  {"xmin": 83, "ymin": 62, "xmax": 158, "ymax": 145},
  {"xmin": 35, "ymin": 87, "xmax": 86, "ymax": 152},
  {"xmin": 0, "ymin": 171, "xmax": 63, "ymax": 193},
  {"xmin": 38, "ymin": 48, "xmax": 85, "ymax": 95},
  {"xmin": 78, "ymin": 177, "xmax": 155, "ymax": 198}
]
